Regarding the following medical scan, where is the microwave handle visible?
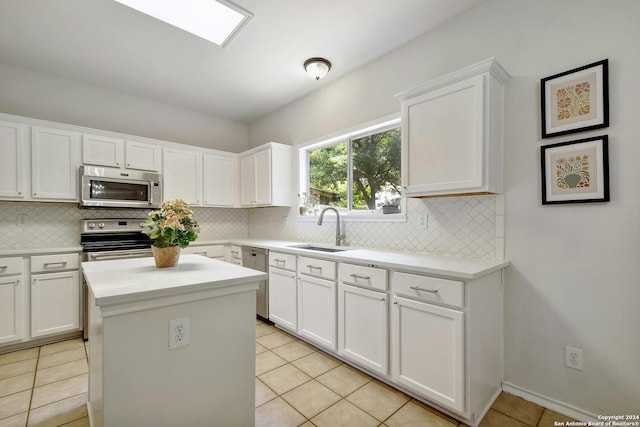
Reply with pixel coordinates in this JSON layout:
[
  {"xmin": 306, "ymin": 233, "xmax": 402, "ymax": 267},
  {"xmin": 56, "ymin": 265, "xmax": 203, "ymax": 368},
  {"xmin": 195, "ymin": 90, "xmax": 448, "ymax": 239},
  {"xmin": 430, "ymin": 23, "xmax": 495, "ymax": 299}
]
[{"xmin": 149, "ymin": 181, "xmax": 154, "ymax": 205}]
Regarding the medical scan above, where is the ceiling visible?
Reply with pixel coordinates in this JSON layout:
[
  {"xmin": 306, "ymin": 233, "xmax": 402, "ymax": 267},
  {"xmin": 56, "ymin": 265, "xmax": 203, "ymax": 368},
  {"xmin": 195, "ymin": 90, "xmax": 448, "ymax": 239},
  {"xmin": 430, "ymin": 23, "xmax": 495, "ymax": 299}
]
[{"xmin": 0, "ymin": 0, "xmax": 483, "ymax": 123}]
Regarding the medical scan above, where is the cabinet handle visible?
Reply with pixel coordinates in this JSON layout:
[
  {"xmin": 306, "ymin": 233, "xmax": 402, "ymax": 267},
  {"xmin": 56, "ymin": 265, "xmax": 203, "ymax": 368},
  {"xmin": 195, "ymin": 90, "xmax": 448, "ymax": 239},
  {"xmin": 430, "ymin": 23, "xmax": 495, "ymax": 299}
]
[
  {"xmin": 193, "ymin": 251, "xmax": 207, "ymax": 256},
  {"xmin": 350, "ymin": 273, "xmax": 370, "ymax": 280},
  {"xmin": 393, "ymin": 301, "xmax": 398, "ymax": 305},
  {"xmin": 379, "ymin": 298, "xmax": 386, "ymax": 302},
  {"xmin": 306, "ymin": 265, "xmax": 322, "ymax": 270},
  {"xmin": 410, "ymin": 286, "xmax": 438, "ymax": 293},
  {"xmin": 0, "ymin": 266, "xmax": 7, "ymax": 270},
  {"xmin": 44, "ymin": 261, "xmax": 68, "ymax": 267},
  {"xmin": 274, "ymin": 259, "xmax": 286, "ymax": 265}
]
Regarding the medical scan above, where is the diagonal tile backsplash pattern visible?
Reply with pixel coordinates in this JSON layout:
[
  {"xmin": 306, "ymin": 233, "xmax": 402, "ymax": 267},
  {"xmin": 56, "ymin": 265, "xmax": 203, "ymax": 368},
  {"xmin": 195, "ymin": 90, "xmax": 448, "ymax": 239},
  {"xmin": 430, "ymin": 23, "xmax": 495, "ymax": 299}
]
[
  {"xmin": 0, "ymin": 202, "xmax": 248, "ymax": 250},
  {"xmin": 0, "ymin": 194, "xmax": 502, "ymax": 260},
  {"xmin": 249, "ymin": 195, "xmax": 502, "ymax": 260}
]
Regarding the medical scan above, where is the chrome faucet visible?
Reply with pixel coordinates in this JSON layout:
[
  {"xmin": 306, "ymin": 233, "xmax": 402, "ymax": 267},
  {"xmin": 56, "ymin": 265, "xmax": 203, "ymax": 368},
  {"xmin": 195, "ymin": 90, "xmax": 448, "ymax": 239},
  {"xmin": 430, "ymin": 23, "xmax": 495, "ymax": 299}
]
[{"xmin": 317, "ymin": 207, "xmax": 346, "ymax": 246}]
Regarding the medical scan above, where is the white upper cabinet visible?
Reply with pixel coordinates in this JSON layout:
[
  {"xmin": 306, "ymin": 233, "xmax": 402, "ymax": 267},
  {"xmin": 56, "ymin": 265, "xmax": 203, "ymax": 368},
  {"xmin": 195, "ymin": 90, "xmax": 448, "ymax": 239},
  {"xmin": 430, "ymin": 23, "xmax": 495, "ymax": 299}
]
[
  {"xmin": 0, "ymin": 121, "xmax": 27, "ymax": 199},
  {"xmin": 82, "ymin": 134, "xmax": 124, "ymax": 168},
  {"xmin": 395, "ymin": 58, "xmax": 509, "ymax": 197},
  {"xmin": 125, "ymin": 140, "xmax": 162, "ymax": 172},
  {"xmin": 82, "ymin": 135, "xmax": 161, "ymax": 172},
  {"xmin": 203, "ymin": 153, "xmax": 235, "ymax": 207},
  {"xmin": 31, "ymin": 126, "xmax": 81, "ymax": 201},
  {"xmin": 163, "ymin": 147, "xmax": 202, "ymax": 205},
  {"xmin": 240, "ymin": 143, "xmax": 292, "ymax": 207}
]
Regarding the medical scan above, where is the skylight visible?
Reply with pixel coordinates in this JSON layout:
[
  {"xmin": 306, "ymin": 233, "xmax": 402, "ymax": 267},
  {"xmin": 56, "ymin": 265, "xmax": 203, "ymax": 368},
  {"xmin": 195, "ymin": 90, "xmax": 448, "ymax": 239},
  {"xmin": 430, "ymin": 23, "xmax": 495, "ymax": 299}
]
[{"xmin": 113, "ymin": 0, "xmax": 253, "ymax": 48}]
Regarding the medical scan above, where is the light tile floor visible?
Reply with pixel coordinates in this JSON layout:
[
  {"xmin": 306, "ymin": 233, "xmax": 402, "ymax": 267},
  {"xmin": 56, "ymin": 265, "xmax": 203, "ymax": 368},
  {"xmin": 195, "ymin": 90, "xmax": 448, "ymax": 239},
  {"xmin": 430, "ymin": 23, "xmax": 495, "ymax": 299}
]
[{"xmin": 0, "ymin": 320, "xmax": 580, "ymax": 427}]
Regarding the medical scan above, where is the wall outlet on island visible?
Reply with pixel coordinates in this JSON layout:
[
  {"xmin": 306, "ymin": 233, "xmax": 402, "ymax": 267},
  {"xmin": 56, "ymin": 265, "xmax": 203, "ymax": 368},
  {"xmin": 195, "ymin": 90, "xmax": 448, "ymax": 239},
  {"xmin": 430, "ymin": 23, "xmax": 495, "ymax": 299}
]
[{"xmin": 169, "ymin": 317, "xmax": 190, "ymax": 350}]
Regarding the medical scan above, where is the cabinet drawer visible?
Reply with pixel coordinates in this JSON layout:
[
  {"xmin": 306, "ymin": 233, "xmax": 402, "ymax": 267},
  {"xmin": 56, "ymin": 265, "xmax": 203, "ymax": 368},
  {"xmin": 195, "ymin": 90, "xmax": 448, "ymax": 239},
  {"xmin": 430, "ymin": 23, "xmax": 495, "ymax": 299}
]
[
  {"xmin": 299, "ymin": 256, "xmax": 336, "ymax": 280},
  {"xmin": 393, "ymin": 272, "xmax": 464, "ymax": 308},
  {"xmin": 183, "ymin": 245, "xmax": 225, "ymax": 258},
  {"xmin": 0, "ymin": 257, "xmax": 23, "ymax": 276},
  {"xmin": 228, "ymin": 245, "xmax": 242, "ymax": 260},
  {"xmin": 339, "ymin": 263, "xmax": 388, "ymax": 291},
  {"xmin": 31, "ymin": 253, "xmax": 79, "ymax": 273},
  {"xmin": 269, "ymin": 252, "xmax": 296, "ymax": 271}
]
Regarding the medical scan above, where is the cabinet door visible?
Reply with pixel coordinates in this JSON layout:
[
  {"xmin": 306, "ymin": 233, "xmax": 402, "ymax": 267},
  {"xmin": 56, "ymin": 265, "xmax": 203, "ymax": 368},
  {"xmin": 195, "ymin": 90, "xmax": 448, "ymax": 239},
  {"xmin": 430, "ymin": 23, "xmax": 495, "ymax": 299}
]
[
  {"xmin": 401, "ymin": 74, "xmax": 485, "ymax": 196},
  {"xmin": 298, "ymin": 274, "xmax": 336, "ymax": 351},
  {"xmin": 0, "ymin": 121, "xmax": 26, "ymax": 199},
  {"xmin": 240, "ymin": 154, "xmax": 256, "ymax": 206},
  {"xmin": 338, "ymin": 283, "xmax": 388, "ymax": 375},
  {"xmin": 31, "ymin": 127, "xmax": 81, "ymax": 200},
  {"xmin": 163, "ymin": 148, "xmax": 202, "ymax": 204},
  {"xmin": 391, "ymin": 295, "xmax": 464, "ymax": 412},
  {"xmin": 126, "ymin": 140, "xmax": 162, "ymax": 172},
  {"xmin": 0, "ymin": 276, "xmax": 24, "ymax": 344},
  {"xmin": 254, "ymin": 149, "xmax": 272, "ymax": 205},
  {"xmin": 82, "ymin": 134, "xmax": 124, "ymax": 168},
  {"xmin": 269, "ymin": 267, "xmax": 298, "ymax": 332},
  {"xmin": 31, "ymin": 271, "xmax": 80, "ymax": 338},
  {"xmin": 203, "ymin": 154, "xmax": 235, "ymax": 206}
]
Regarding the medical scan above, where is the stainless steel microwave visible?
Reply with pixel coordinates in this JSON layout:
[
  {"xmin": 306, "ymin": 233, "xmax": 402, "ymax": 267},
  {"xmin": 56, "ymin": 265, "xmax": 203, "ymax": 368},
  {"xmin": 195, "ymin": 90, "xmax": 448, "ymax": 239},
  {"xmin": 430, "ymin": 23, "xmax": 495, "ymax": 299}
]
[{"xmin": 80, "ymin": 166, "xmax": 162, "ymax": 209}]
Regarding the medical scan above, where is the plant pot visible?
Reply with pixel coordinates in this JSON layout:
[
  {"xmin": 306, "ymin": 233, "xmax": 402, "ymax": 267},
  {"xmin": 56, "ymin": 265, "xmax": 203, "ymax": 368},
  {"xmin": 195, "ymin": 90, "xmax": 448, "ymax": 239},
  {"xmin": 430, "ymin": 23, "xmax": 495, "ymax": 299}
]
[
  {"xmin": 152, "ymin": 245, "xmax": 181, "ymax": 268},
  {"xmin": 299, "ymin": 206, "xmax": 308, "ymax": 216}
]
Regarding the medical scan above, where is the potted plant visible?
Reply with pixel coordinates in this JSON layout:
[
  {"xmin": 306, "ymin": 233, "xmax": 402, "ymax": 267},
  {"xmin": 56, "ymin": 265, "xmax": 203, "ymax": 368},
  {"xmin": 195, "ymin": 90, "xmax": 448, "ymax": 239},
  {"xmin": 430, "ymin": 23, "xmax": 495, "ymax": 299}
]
[{"xmin": 141, "ymin": 198, "xmax": 200, "ymax": 268}]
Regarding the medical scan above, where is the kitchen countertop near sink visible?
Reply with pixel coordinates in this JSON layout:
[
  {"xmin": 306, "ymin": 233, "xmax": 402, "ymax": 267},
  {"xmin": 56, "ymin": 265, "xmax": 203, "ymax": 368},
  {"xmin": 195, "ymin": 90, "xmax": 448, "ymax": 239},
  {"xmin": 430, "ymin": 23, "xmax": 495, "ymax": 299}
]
[{"xmin": 224, "ymin": 239, "xmax": 509, "ymax": 280}]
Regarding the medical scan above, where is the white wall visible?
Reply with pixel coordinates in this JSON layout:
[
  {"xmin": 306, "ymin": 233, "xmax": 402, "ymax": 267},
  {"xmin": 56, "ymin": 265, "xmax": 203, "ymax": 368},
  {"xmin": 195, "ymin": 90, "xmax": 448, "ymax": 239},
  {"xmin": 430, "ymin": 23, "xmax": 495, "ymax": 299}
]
[
  {"xmin": 248, "ymin": 0, "xmax": 640, "ymax": 417},
  {"xmin": 0, "ymin": 62, "xmax": 249, "ymax": 152}
]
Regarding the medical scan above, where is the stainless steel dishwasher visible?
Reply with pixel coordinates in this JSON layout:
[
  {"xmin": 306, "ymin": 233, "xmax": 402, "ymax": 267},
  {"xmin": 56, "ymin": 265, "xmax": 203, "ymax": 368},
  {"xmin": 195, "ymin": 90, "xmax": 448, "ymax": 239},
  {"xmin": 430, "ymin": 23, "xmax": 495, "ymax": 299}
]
[{"xmin": 242, "ymin": 246, "xmax": 269, "ymax": 319}]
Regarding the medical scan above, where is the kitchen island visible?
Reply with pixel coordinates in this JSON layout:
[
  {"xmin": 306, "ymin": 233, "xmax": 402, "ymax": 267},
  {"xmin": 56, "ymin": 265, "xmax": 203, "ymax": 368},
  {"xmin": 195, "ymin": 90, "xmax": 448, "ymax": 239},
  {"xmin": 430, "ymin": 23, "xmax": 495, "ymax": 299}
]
[{"xmin": 81, "ymin": 254, "xmax": 267, "ymax": 427}]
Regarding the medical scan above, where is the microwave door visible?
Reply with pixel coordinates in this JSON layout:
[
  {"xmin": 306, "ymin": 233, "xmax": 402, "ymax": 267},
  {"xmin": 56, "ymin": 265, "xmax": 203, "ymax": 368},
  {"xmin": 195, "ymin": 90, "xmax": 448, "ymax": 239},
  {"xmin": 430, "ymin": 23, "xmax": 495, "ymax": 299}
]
[{"xmin": 83, "ymin": 177, "xmax": 152, "ymax": 208}]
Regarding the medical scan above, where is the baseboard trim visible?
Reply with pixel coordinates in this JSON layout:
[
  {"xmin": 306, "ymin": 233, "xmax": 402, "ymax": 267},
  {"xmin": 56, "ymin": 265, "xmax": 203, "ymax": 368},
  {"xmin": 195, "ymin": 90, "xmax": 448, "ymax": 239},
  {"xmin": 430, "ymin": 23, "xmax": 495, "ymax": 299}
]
[{"xmin": 502, "ymin": 382, "xmax": 598, "ymax": 422}]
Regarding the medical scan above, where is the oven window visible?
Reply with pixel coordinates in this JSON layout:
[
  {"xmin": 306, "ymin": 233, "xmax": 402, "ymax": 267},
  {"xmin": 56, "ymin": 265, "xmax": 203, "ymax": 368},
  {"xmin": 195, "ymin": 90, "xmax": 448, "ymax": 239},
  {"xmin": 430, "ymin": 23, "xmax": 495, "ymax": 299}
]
[{"xmin": 90, "ymin": 180, "xmax": 148, "ymax": 201}]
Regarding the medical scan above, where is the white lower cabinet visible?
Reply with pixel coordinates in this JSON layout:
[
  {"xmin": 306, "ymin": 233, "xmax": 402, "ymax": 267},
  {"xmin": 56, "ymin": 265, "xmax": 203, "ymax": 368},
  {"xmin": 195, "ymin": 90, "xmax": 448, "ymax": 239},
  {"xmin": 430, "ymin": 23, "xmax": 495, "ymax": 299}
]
[
  {"xmin": 391, "ymin": 295, "xmax": 464, "ymax": 412},
  {"xmin": 31, "ymin": 271, "xmax": 80, "ymax": 338},
  {"xmin": 297, "ymin": 273, "xmax": 337, "ymax": 351},
  {"xmin": 182, "ymin": 244, "xmax": 225, "ymax": 260},
  {"xmin": 269, "ymin": 266, "xmax": 297, "ymax": 332},
  {"xmin": 30, "ymin": 253, "xmax": 81, "ymax": 339},
  {"xmin": 225, "ymin": 245, "xmax": 243, "ymax": 265},
  {"xmin": 338, "ymin": 283, "xmax": 388, "ymax": 375},
  {"xmin": 0, "ymin": 257, "xmax": 26, "ymax": 345}
]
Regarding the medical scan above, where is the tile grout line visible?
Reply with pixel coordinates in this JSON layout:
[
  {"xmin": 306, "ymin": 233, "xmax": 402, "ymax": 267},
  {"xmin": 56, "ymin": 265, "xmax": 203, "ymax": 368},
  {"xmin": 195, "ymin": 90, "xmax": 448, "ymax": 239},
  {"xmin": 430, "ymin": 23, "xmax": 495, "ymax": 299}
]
[{"xmin": 25, "ymin": 345, "xmax": 41, "ymax": 427}]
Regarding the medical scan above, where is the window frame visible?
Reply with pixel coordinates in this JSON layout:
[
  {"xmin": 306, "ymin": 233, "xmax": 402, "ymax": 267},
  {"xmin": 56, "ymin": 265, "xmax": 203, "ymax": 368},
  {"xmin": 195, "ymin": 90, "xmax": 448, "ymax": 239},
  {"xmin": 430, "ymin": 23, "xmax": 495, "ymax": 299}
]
[{"xmin": 298, "ymin": 114, "xmax": 405, "ymax": 222}]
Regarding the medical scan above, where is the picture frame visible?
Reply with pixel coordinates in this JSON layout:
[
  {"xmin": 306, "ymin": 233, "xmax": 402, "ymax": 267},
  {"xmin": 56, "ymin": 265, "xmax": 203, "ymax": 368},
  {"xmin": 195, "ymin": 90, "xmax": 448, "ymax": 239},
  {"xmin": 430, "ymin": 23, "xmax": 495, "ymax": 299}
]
[
  {"xmin": 541, "ymin": 59, "xmax": 609, "ymax": 138},
  {"xmin": 541, "ymin": 135, "xmax": 609, "ymax": 205}
]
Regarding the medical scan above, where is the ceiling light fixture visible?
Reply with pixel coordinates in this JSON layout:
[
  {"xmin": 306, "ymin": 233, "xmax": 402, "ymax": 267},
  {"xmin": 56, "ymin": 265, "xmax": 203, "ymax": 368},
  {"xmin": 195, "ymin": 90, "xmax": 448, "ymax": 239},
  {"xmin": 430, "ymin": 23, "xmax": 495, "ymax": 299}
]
[
  {"xmin": 304, "ymin": 57, "xmax": 332, "ymax": 80},
  {"xmin": 113, "ymin": 0, "xmax": 253, "ymax": 48}
]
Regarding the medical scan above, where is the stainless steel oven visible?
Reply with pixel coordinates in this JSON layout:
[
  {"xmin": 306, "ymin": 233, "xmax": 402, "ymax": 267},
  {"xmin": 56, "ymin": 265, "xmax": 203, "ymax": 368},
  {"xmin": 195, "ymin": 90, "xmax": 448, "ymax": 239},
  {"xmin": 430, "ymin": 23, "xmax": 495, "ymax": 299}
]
[
  {"xmin": 80, "ymin": 165, "xmax": 162, "ymax": 209},
  {"xmin": 81, "ymin": 218, "xmax": 152, "ymax": 339}
]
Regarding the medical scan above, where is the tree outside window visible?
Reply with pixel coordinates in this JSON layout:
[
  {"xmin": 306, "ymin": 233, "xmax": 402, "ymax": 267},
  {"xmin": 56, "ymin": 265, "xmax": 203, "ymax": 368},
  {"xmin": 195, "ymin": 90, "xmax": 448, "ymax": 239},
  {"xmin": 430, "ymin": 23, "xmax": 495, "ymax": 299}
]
[{"xmin": 307, "ymin": 125, "xmax": 401, "ymax": 213}]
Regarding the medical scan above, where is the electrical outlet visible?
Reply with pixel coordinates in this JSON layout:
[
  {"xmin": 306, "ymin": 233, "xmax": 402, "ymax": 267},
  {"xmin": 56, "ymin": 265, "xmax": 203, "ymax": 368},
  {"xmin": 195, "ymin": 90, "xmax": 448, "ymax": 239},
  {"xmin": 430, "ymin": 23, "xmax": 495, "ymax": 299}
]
[
  {"xmin": 169, "ymin": 317, "xmax": 190, "ymax": 350},
  {"xmin": 419, "ymin": 214, "xmax": 428, "ymax": 230},
  {"xmin": 565, "ymin": 346, "xmax": 583, "ymax": 370}
]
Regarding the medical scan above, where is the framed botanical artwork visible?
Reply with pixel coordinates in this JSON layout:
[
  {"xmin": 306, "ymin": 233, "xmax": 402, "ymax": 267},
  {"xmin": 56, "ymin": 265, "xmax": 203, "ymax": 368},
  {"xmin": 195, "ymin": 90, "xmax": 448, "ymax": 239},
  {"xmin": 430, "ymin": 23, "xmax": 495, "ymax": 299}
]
[
  {"xmin": 541, "ymin": 59, "xmax": 609, "ymax": 138},
  {"xmin": 541, "ymin": 135, "xmax": 609, "ymax": 204}
]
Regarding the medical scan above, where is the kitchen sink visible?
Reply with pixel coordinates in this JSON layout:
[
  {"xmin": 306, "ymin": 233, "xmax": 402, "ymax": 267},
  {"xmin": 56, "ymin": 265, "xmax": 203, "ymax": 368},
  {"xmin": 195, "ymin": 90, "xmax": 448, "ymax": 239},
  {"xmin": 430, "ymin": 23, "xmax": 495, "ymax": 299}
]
[{"xmin": 287, "ymin": 244, "xmax": 351, "ymax": 253}]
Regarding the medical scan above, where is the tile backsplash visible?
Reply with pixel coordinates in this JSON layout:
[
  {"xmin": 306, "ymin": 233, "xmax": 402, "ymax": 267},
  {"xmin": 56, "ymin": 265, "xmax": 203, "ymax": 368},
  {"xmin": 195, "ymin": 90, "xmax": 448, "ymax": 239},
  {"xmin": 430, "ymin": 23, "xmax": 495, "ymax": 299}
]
[
  {"xmin": 0, "ymin": 195, "xmax": 503, "ymax": 260},
  {"xmin": 249, "ymin": 195, "xmax": 503, "ymax": 260},
  {"xmin": 0, "ymin": 202, "xmax": 248, "ymax": 250}
]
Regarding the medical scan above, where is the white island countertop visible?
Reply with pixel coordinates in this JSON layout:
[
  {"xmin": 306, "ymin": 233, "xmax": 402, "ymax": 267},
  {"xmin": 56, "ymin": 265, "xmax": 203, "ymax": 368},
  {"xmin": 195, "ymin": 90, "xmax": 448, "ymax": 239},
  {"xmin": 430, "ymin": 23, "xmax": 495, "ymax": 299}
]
[{"xmin": 82, "ymin": 254, "xmax": 267, "ymax": 307}]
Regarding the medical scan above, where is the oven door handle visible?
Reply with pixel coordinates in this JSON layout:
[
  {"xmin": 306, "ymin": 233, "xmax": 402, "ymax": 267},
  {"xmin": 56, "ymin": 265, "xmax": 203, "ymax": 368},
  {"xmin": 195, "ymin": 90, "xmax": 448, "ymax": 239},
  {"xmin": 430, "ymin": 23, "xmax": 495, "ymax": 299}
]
[{"xmin": 88, "ymin": 251, "xmax": 152, "ymax": 261}]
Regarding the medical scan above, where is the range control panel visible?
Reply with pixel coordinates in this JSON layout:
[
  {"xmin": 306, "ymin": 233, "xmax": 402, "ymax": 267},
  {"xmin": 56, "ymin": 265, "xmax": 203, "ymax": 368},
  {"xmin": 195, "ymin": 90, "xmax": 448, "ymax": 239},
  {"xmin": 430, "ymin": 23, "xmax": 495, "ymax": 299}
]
[{"xmin": 81, "ymin": 219, "xmax": 147, "ymax": 233}]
